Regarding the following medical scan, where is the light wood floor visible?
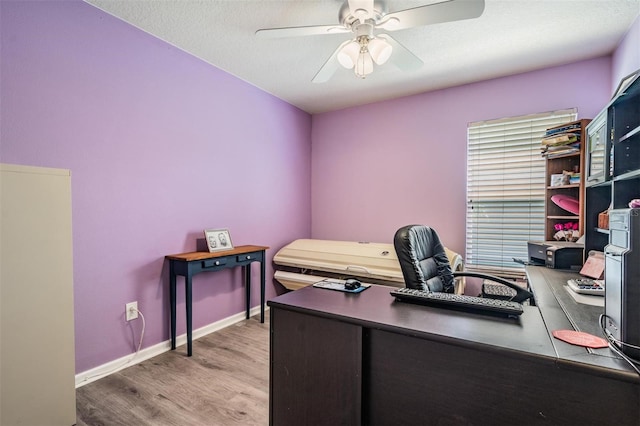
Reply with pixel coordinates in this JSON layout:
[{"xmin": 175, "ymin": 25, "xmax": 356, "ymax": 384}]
[{"xmin": 76, "ymin": 311, "xmax": 270, "ymax": 426}]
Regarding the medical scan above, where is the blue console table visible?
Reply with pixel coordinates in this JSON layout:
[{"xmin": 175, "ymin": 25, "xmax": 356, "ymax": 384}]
[{"xmin": 166, "ymin": 245, "xmax": 268, "ymax": 356}]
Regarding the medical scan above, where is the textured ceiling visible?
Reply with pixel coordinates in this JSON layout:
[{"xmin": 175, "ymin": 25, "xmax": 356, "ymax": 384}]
[{"xmin": 84, "ymin": 0, "xmax": 640, "ymax": 114}]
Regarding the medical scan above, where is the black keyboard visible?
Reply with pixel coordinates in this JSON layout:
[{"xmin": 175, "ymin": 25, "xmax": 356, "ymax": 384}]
[{"xmin": 390, "ymin": 288, "xmax": 524, "ymax": 317}]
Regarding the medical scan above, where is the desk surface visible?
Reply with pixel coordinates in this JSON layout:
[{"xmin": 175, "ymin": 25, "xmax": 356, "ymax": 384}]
[
  {"xmin": 269, "ymin": 273, "xmax": 639, "ymax": 425},
  {"xmin": 526, "ymin": 265, "xmax": 636, "ymax": 376},
  {"xmin": 269, "ymin": 284, "xmax": 556, "ymax": 360},
  {"xmin": 269, "ymin": 275, "xmax": 639, "ymax": 382},
  {"xmin": 166, "ymin": 245, "xmax": 268, "ymax": 261}
]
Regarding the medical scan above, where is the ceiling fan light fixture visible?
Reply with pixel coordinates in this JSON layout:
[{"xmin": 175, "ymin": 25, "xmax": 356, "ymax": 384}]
[
  {"xmin": 337, "ymin": 40, "xmax": 361, "ymax": 69},
  {"xmin": 258, "ymin": 0, "xmax": 485, "ymax": 83},
  {"xmin": 368, "ymin": 37, "xmax": 392, "ymax": 65},
  {"xmin": 354, "ymin": 51, "xmax": 373, "ymax": 78}
]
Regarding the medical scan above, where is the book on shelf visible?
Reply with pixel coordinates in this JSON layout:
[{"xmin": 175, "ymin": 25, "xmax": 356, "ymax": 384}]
[
  {"xmin": 544, "ymin": 122, "xmax": 582, "ymax": 137},
  {"xmin": 541, "ymin": 142, "xmax": 580, "ymax": 157},
  {"xmin": 541, "ymin": 133, "xmax": 579, "ymax": 146},
  {"xmin": 543, "ymin": 148, "xmax": 580, "ymax": 158},
  {"xmin": 542, "ymin": 142, "xmax": 580, "ymax": 152}
]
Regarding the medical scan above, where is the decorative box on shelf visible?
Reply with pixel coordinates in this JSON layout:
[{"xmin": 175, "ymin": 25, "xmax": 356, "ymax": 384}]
[{"xmin": 598, "ymin": 209, "xmax": 609, "ymax": 229}]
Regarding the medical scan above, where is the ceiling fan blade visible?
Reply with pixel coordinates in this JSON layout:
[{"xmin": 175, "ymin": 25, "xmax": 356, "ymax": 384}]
[
  {"xmin": 378, "ymin": 34, "xmax": 423, "ymax": 72},
  {"xmin": 378, "ymin": 0, "xmax": 485, "ymax": 31},
  {"xmin": 348, "ymin": 0, "xmax": 375, "ymax": 21},
  {"xmin": 312, "ymin": 40, "xmax": 352, "ymax": 83},
  {"xmin": 256, "ymin": 24, "xmax": 348, "ymax": 38}
]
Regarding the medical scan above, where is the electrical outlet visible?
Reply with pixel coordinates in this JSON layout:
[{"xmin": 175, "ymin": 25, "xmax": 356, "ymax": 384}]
[{"xmin": 126, "ymin": 301, "xmax": 138, "ymax": 321}]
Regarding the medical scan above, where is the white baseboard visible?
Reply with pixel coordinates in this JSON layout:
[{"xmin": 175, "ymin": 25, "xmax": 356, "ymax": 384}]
[{"xmin": 75, "ymin": 305, "xmax": 267, "ymax": 388}]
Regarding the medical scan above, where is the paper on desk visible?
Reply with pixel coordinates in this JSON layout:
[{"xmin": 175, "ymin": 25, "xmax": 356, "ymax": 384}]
[{"xmin": 564, "ymin": 285, "xmax": 604, "ymax": 307}]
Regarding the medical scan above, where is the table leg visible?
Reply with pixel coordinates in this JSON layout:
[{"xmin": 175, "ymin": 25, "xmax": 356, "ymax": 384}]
[
  {"xmin": 245, "ymin": 265, "xmax": 251, "ymax": 319},
  {"xmin": 260, "ymin": 256, "xmax": 265, "ymax": 323},
  {"xmin": 170, "ymin": 261, "xmax": 176, "ymax": 350},
  {"xmin": 186, "ymin": 274, "xmax": 193, "ymax": 357}
]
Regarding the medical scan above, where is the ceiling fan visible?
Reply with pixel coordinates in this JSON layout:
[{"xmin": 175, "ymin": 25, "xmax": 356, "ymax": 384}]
[{"xmin": 255, "ymin": 0, "xmax": 485, "ymax": 83}]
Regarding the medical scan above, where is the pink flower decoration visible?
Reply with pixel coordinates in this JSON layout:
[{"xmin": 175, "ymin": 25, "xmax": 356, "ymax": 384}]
[
  {"xmin": 554, "ymin": 223, "xmax": 563, "ymax": 231},
  {"xmin": 564, "ymin": 222, "xmax": 572, "ymax": 230},
  {"xmin": 572, "ymin": 222, "xmax": 579, "ymax": 230}
]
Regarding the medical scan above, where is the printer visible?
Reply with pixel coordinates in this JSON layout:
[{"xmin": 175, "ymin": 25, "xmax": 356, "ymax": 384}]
[{"xmin": 527, "ymin": 240, "xmax": 584, "ymax": 269}]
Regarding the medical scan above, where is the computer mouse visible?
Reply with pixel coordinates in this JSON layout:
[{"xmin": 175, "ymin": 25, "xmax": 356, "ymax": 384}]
[{"xmin": 344, "ymin": 279, "xmax": 361, "ymax": 290}]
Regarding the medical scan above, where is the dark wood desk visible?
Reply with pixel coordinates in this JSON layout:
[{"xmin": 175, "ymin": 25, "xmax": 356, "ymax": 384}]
[
  {"xmin": 525, "ymin": 266, "xmax": 620, "ymax": 364},
  {"xmin": 268, "ymin": 274, "xmax": 639, "ymax": 425},
  {"xmin": 166, "ymin": 245, "xmax": 268, "ymax": 356}
]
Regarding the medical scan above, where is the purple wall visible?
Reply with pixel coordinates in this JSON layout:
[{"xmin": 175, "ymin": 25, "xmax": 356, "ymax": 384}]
[
  {"xmin": 2, "ymin": 0, "xmax": 637, "ymax": 375},
  {"xmin": 311, "ymin": 58, "xmax": 612, "ymax": 255},
  {"xmin": 0, "ymin": 1, "xmax": 311, "ymax": 373},
  {"xmin": 612, "ymin": 14, "xmax": 640, "ymax": 92}
]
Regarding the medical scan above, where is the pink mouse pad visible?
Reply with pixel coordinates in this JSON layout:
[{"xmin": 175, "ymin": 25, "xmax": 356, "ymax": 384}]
[
  {"xmin": 551, "ymin": 194, "xmax": 580, "ymax": 215},
  {"xmin": 552, "ymin": 330, "xmax": 608, "ymax": 348}
]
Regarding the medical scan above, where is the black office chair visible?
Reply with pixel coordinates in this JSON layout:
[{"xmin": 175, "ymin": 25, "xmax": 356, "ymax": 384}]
[{"xmin": 393, "ymin": 225, "xmax": 533, "ymax": 304}]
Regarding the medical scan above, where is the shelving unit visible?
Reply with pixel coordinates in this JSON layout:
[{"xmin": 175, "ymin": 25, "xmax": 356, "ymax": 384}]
[
  {"xmin": 584, "ymin": 68, "xmax": 640, "ymax": 259},
  {"xmin": 543, "ymin": 119, "xmax": 591, "ymax": 241}
]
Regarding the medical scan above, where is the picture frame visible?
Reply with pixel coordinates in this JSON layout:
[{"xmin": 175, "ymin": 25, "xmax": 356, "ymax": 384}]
[{"xmin": 203, "ymin": 228, "xmax": 233, "ymax": 252}]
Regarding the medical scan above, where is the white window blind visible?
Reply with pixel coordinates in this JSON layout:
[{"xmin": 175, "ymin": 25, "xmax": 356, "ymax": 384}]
[{"xmin": 466, "ymin": 108, "xmax": 577, "ymax": 278}]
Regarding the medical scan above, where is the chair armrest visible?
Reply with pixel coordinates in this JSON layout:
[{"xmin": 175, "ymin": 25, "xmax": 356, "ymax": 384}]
[
  {"xmin": 452, "ymin": 272, "xmax": 533, "ymax": 303},
  {"xmin": 444, "ymin": 247, "xmax": 465, "ymax": 294}
]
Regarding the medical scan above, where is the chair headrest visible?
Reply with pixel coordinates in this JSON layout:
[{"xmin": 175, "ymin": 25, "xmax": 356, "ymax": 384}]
[{"xmin": 393, "ymin": 225, "xmax": 454, "ymax": 292}]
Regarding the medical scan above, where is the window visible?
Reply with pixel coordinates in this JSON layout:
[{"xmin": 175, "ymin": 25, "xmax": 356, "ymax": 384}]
[{"xmin": 466, "ymin": 109, "xmax": 577, "ymax": 278}]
